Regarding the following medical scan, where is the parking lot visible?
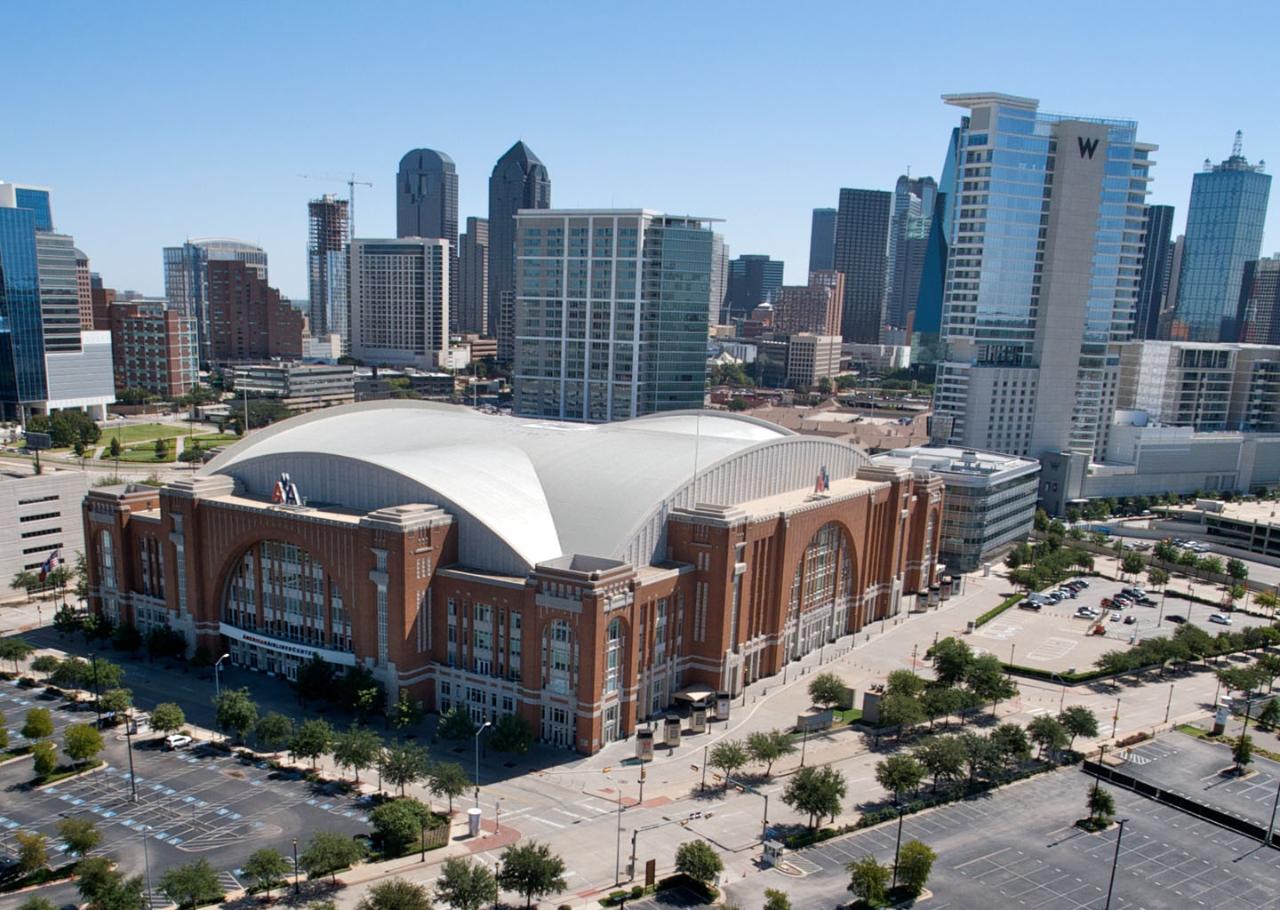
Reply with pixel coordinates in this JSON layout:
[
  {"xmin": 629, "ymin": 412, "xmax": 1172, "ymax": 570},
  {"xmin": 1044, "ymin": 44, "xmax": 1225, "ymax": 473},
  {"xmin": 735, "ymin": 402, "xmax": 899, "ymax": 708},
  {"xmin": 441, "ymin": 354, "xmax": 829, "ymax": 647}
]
[
  {"xmin": 0, "ymin": 679, "xmax": 369, "ymax": 910},
  {"xmin": 972, "ymin": 577, "xmax": 1269, "ymax": 674},
  {"xmin": 722, "ymin": 767, "xmax": 1280, "ymax": 909}
]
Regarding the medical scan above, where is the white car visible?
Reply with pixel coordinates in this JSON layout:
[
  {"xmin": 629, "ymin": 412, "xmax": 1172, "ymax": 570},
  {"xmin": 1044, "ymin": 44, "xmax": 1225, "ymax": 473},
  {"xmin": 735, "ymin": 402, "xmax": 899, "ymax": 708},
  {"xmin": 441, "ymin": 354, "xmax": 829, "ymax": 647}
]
[
  {"xmin": 1209, "ymin": 613, "xmax": 1233, "ymax": 626},
  {"xmin": 164, "ymin": 734, "xmax": 193, "ymax": 750}
]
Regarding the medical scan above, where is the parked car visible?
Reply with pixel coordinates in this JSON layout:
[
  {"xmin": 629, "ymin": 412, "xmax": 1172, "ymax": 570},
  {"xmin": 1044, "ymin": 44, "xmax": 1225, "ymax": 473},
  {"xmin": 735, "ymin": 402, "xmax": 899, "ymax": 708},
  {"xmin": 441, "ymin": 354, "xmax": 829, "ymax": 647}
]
[
  {"xmin": 1209, "ymin": 613, "xmax": 1233, "ymax": 625},
  {"xmin": 1019, "ymin": 600, "xmax": 1042, "ymax": 611},
  {"xmin": 164, "ymin": 734, "xmax": 193, "ymax": 750},
  {"xmin": 1167, "ymin": 614, "xmax": 1187, "ymax": 624},
  {"xmin": 1124, "ymin": 615, "xmax": 1138, "ymax": 625},
  {"xmin": 1137, "ymin": 597, "xmax": 1157, "ymax": 607},
  {"xmin": 1076, "ymin": 606, "xmax": 1100, "ymax": 618},
  {"xmin": 1109, "ymin": 612, "xmax": 1122, "ymax": 622}
]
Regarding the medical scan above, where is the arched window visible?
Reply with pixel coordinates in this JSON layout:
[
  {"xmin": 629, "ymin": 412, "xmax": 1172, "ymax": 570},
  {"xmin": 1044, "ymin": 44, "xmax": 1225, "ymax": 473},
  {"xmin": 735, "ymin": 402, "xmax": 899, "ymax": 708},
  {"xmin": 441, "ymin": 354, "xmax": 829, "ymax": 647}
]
[
  {"xmin": 785, "ymin": 523, "xmax": 854, "ymax": 658},
  {"xmin": 222, "ymin": 540, "xmax": 348, "ymax": 652}
]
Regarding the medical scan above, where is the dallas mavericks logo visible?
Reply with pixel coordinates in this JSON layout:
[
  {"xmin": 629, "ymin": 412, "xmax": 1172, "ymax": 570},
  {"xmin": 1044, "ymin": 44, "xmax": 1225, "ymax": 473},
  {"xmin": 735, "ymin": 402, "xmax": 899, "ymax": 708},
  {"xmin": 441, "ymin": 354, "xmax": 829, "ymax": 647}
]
[{"xmin": 272, "ymin": 472, "xmax": 303, "ymax": 506}]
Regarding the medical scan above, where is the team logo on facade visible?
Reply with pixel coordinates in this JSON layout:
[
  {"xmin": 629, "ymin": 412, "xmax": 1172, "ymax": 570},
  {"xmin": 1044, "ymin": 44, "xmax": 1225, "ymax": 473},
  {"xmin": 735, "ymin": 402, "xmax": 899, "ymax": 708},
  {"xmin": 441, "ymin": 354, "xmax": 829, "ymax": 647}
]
[{"xmin": 272, "ymin": 472, "xmax": 303, "ymax": 506}]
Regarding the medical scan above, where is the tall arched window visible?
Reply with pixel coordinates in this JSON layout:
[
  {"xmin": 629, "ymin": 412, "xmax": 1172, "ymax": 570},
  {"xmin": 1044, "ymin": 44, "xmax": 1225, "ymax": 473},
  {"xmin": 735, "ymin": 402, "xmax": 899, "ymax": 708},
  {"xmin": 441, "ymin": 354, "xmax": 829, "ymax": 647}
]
[
  {"xmin": 785, "ymin": 523, "xmax": 853, "ymax": 659},
  {"xmin": 604, "ymin": 618, "xmax": 622, "ymax": 694},
  {"xmin": 222, "ymin": 540, "xmax": 349, "ymax": 652}
]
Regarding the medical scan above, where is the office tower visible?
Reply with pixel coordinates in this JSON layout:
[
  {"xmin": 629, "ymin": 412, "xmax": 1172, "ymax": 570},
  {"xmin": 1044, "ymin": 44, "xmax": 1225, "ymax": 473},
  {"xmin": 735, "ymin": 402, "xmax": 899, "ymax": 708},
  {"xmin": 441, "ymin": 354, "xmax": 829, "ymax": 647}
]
[
  {"xmin": 1172, "ymin": 133, "xmax": 1271, "ymax": 342},
  {"xmin": 773, "ymin": 271, "xmax": 844, "ymax": 336},
  {"xmin": 206, "ymin": 260, "xmax": 303, "ymax": 363},
  {"xmin": 349, "ymin": 238, "xmax": 449, "ymax": 370},
  {"xmin": 89, "ymin": 274, "xmax": 115, "ymax": 331},
  {"xmin": 931, "ymin": 93, "xmax": 1154, "ymax": 460},
  {"xmin": 1134, "ymin": 204, "xmax": 1175, "ymax": 340},
  {"xmin": 458, "ymin": 216, "xmax": 489, "ymax": 335},
  {"xmin": 834, "ymin": 188, "xmax": 892, "ymax": 343},
  {"xmin": 398, "ymin": 149, "xmax": 459, "ymax": 325},
  {"xmin": 885, "ymin": 176, "xmax": 936, "ymax": 333},
  {"xmin": 73, "ymin": 248, "xmax": 92, "ymax": 330},
  {"xmin": 488, "ymin": 142, "xmax": 550, "ymax": 358},
  {"xmin": 513, "ymin": 210, "xmax": 715, "ymax": 422},
  {"xmin": 108, "ymin": 300, "xmax": 198, "ymax": 398},
  {"xmin": 307, "ymin": 194, "xmax": 349, "ymax": 341},
  {"xmin": 163, "ymin": 239, "xmax": 268, "ymax": 365},
  {"xmin": 709, "ymin": 233, "xmax": 729, "ymax": 325},
  {"xmin": 725, "ymin": 254, "xmax": 784, "ymax": 320},
  {"xmin": 809, "ymin": 208, "xmax": 837, "ymax": 272},
  {"xmin": 0, "ymin": 182, "xmax": 114, "ymax": 420},
  {"xmin": 1116, "ymin": 341, "xmax": 1279, "ymax": 433},
  {"xmin": 785, "ymin": 333, "xmax": 842, "ymax": 388},
  {"xmin": 1238, "ymin": 256, "xmax": 1280, "ymax": 345}
]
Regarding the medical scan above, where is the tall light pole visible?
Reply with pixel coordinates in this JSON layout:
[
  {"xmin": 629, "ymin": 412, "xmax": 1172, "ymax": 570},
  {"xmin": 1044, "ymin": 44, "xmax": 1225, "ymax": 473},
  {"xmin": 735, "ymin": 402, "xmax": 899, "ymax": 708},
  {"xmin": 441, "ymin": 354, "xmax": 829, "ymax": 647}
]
[
  {"xmin": 1103, "ymin": 818, "xmax": 1128, "ymax": 910},
  {"xmin": 90, "ymin": 653, "xmax": 102, "ymax": 727},
  {"xmin": 1164, "ymin": 684, "xmax": 1174, "ymax": 724},
  {"xmin": 891, "ymin": 806, "xmax": 906, "ymax": 889},
  {"xmin": 292, "ymin": 838, "xmax": 299, "ymax": 895},
  {"xmin": 124, "ymin": 708, "xmax": 138, "ymax": 801},
  {"xmin": 214, "ymin": 653, "xmax": 230, "ymax": 698},
  {"xmin": 1265, "ymin": 776, "xmax": 1280, "ymax": 847},
  {"xmin": 139, "ymin": 824, "xmax": 153, "ymax": 905},
  {"xmin": 473, "ymin": 720, "xmax": 491, "ymax": 807}
]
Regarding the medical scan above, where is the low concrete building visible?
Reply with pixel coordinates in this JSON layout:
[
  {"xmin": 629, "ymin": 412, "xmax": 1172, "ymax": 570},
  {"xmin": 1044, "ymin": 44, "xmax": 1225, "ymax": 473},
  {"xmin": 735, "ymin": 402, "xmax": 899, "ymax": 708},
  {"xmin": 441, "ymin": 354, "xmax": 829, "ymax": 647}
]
[
  {"xmin": 0, "ymin": 467, "xmax": 89, "ymax": 597},
  {"xmin": 786, "ymin": 334, "xmax": 842, "ymax": 388},
  {"xmin": 228, "ymin": 363, "xmax": 354, "ymax": 412},
  {"xmin": 1157, "ymin": 499, "xmax": 1280, "ymax": 561},
  {"xmin": 872, "ymin": 445, "xmax": 1040, "ymax": 571},
  {"xmin": 843, "ymin": 342, "xmax": 911, "ymax": 374}
]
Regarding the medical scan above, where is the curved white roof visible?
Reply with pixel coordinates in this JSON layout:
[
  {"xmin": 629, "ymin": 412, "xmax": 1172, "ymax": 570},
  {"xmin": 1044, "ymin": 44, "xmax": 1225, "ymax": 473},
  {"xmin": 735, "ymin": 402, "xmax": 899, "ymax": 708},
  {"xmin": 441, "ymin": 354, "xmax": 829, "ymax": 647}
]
[{"xmin": 204, "ymin": 402, "xmax": 867, "ymax": 575}]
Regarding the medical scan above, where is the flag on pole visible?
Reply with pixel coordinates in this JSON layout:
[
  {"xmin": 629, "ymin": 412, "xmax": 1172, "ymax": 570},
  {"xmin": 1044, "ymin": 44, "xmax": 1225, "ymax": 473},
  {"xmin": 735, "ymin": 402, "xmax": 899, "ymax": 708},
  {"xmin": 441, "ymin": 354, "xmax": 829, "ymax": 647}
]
[{"xmin": 38, "ymin": 548, "xmax": 62, "ymax": 582}]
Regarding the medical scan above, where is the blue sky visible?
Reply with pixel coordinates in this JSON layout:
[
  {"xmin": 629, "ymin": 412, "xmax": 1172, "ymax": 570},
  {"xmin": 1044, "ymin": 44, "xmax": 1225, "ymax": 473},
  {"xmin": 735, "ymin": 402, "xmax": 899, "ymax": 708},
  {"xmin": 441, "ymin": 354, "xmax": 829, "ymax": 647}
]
[{"xmin": 7, "ymin": 0, "xmax": 1278, "ymax": 299}]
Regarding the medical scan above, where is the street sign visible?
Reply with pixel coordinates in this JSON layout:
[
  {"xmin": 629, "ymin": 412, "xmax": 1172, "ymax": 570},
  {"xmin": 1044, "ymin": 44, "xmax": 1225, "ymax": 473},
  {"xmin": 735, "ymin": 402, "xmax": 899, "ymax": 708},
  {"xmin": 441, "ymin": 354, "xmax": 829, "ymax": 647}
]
[{"xmin": 25, "ymin": 432, "xmax": 52, "ymax": 451}]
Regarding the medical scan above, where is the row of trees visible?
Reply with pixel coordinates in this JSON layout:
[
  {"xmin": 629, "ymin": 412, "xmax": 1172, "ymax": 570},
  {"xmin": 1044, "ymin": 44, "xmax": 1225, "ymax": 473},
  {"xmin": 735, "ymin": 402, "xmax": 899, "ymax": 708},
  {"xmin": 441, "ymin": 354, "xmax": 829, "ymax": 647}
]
[
  {"xmin": 4, "ymin": 705, "xmax": 105, "ymax": 778},
  {"xmin": 347, "ymin": 842, "xmax": 566, "ymax": 910},
  {"xmin": 847, "ymin": 840, "xmax": 937, "ymax": 908},
  {"xmin": 1094, "ymin": 621, "xmax": 1280, "ymax": 678}
]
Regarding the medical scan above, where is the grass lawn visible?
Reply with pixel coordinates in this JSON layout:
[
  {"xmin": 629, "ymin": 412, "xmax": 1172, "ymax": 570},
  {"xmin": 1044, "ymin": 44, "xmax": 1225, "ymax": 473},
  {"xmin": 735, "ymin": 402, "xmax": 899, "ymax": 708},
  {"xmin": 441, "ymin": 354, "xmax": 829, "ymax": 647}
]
[
  {"xmin": 189, "ymin": 432, "xmax": 242, "ymax": 447},
  {"xmin": 116, "ymin": 446, "xmax": 177, "ymax": 463},
  {"xmin": 833, "ymin": 707, "xmax": 863, "ymax": 725},
  {"xmin": 101, "ymin": 422, "xmax": 188, "ymax": 446}
]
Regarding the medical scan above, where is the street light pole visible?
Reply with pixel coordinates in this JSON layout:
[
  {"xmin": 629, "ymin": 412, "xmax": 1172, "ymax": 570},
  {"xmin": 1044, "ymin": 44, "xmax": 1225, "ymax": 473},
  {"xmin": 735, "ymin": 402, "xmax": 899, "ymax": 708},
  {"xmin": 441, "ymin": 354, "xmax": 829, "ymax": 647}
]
[
  {"xmin": 90, "ymin": 653, "xmax": 102, "ymax": 727},
  {"xmin": 700, "ymin": 745, "xmax": 708, "ymax": 793},
  {"xmin": 1103, "ymin": 818, "xmax": 1128, "ymax": 910},
  {"xmin": 292, "ymin": 838, "xmax": 299, "ymax": 895},
  {"xmin": 1265, "ymin": 776, "xmax": 1280, "ymax": 847},
  {"xmin": 891, "ymin": 806, "xmax": 906, "ymax": 889},
  {"xmin": 1165, "ymin": 684, "xmax": 1174, "ymax": 724},
  {"xmin": 614, "ymin": 785, "xmax": 623, "ymax": 886},
  {"xmin": 419, "ymin": 817, "xmax": 426, "ymax": 862},
  {"xmin": 214, "ymin": 653, "xmax": 230, "ymax": 699},
  {"xmin": 474, "ymin": 720, "xmax": 491, "ymax": 808},
  {"xmin": 124, "ymin": 708, "xmax": 138, "ymax": 801}
]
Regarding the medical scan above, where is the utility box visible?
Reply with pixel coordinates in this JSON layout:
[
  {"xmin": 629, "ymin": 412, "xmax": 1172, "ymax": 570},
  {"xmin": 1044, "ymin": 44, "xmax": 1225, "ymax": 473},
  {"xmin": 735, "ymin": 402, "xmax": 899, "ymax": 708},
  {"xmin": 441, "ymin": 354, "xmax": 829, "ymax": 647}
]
[
  {"xmin": 797, "ymin": 708, "xmax": 833, "ymax": 732},
  {"xmin": 690, "ymin": 706, "xmax": 707, "ymax": 734},
  {"xmin": 636, "ymin": 729, "xmax": 654, "ymax": 761},
  {"xmin": 662, "ymin": 714, "xmax": 681, "ymax": 748},
  {"xmin": 862, "ymin": 691, "xmax": 883, "ymax": 725},
  {"xmin": 715, "ymin": 691, "xmax": 731, "ymax": 721},
  {"xmin": 467, "ymin": 807, "xmax": 482, "ymax": 837}
]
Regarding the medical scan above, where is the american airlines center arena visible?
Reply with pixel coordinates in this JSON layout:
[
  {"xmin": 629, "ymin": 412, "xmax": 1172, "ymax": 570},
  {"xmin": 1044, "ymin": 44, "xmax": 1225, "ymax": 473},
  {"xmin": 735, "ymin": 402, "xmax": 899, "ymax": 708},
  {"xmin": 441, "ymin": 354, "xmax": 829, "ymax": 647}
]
[{"xmin": 84, "ymin": 402, "xmax": 943, "ymax": 754}]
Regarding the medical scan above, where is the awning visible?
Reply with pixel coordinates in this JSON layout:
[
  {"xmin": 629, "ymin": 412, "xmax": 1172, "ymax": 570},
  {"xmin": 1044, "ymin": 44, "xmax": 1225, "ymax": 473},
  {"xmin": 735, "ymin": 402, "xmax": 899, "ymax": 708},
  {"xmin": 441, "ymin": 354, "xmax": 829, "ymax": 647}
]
[{"xmin": 674, "ymin": 685, "xmax": 716, "ymax": 704}]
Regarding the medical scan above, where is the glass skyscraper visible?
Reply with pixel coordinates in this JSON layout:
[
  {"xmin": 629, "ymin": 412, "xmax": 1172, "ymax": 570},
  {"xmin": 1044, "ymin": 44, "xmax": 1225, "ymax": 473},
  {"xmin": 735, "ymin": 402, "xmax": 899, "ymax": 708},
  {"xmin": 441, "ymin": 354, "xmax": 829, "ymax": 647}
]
[
  {"xmin": 932, "ymin": 93, "xmax": 1153, "ymax": 460},
  {"xmin": 808, "ymin": 208, "xmax": 837, "ymax": 272},
  {"xmin": 488, "ymin": 142, "xmax": 550, "ymax": 359},
  {"xmin": 1172, "ymin": 133, "xmax": 1271, "ymax": 342},
  {"xmin": 0, "ymin": 205, "xmax": 48, "ymax": 409},
  {"xmin": 513, "ymin": 210, "xmax": 715, "ymax": 422}
]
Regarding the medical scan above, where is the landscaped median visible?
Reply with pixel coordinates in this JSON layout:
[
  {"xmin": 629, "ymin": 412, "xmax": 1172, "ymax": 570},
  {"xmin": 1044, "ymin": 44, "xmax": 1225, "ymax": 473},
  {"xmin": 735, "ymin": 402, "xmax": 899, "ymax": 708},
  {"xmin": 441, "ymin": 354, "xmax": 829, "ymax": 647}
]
[{"xmin": 973, "ymin": 592, "xmax": 1024, "ymax": 628}]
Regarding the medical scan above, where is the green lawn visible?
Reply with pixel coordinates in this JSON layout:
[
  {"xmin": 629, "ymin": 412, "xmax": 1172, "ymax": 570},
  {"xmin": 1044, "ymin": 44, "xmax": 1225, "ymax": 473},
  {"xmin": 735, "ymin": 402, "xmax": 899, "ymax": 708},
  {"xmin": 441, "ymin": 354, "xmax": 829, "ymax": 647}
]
[
  {"xmin": 189, "ymin": 432, "xmax": 242, "ymax": 447},
  {"xmin": 101, "ymin": 422, "xmax": 189, "ymax": 446}
]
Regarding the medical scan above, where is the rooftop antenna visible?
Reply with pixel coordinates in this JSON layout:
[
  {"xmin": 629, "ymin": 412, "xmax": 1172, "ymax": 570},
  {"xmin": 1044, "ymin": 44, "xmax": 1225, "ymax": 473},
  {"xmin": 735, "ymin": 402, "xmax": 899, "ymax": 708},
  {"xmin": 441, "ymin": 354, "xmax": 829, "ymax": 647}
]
[{"xmin": 1232, "ymin": 130, "xmax": 1244, "ymax": 158}]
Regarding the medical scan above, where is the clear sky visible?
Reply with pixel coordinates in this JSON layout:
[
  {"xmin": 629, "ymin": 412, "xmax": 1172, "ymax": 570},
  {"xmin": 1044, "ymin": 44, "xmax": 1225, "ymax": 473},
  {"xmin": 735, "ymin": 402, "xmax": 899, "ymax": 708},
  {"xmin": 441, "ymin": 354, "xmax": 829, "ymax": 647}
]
[{"xmin": 7, "ymin": 0, "xmax": 1278, "ymax": 300}]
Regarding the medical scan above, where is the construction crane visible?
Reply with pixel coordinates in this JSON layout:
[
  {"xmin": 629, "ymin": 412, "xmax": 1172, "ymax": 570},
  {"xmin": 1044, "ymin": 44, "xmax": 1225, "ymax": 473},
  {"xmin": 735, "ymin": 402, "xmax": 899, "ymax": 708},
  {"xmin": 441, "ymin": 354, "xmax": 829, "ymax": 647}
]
[{"xmin": 298, "ymin": 172, "xmax": 374, "ymax": 239}]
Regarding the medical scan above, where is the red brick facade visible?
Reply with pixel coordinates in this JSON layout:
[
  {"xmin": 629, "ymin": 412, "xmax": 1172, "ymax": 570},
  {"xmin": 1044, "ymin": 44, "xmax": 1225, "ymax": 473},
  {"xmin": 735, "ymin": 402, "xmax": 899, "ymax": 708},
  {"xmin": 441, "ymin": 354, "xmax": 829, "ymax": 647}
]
[{"xmin": 207, "ymin": 260, "xmax": 304, "ymax": 364}]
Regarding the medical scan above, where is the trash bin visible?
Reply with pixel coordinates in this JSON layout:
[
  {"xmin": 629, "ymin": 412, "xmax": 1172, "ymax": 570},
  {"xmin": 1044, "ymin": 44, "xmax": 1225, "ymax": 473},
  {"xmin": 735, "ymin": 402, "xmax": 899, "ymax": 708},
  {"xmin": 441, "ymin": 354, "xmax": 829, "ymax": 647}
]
[
  {"xmin": 467, "ymin": 807, "xmax": 482, "ymax": 837},
  {"xmin": 690, "ymin": 706, "xmax": 707, "ymax": 734},
  {"xmin": 636, "ymin": 729, "xmax": 654, "ymax": 761},
  {"xmin": 662, "ymin": 714, "xmax": 681, "ymax": 747}
]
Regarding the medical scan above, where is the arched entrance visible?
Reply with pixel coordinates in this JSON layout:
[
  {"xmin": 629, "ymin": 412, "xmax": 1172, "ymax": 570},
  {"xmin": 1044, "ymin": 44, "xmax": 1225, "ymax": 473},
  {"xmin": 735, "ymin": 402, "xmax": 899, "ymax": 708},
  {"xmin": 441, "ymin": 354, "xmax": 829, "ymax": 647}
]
[{"xmin": 784, "ymin": 522, "xmax": 854, "ymax": 660}]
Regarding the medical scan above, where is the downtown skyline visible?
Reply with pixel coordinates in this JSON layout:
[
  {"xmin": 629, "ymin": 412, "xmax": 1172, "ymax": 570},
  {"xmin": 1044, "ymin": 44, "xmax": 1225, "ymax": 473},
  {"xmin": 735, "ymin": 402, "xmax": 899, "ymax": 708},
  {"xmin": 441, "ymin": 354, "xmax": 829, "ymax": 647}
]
[{"xmin": 7, "ymin": 1, "xmax": 1280, "ymax": 300}]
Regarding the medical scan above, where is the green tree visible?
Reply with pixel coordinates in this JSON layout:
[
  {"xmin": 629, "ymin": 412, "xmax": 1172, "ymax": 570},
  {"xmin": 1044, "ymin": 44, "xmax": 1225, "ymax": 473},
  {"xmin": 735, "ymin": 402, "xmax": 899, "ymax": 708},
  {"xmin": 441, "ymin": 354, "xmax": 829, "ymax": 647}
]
[
  {"xmin": 496, "ymin": 841, "xmax": 567, "ymax": 910},
  {"xmin": 213, "ymin": 687, "xmax": 258, "ymax": 742},
  {"xmin": 1058, "ymin": 705, "xmax": 1099, "ymax": 751},
  {"xmin": 1088, "ymin": 786, "xmax": 1115, "ymax": 825},
  {"xmin": 333, "ymin": 724, "xmax": 382, "ymax": 782},
  {"xmin": 99, "ymin": 687, "xmax": 132, "ymax": 717},
  {"xmin": 807, "ymin": 672, "xmax": 847, "ymax": 709},
  {"xmin": 0, "ymin": 637, "xmax": 34, "ymax": 672},
  {"xmin": 674, "ymin": 839, "xmax": 722, "ymax": 887},
  {"xmin": 896, "ymin": 839, "xmax": 937, "ymax": 898},
  {"xmin": 874, "ymin": 754, "xmax": 925, "ymax": 804},
  {"xmin": 290, "ymin": 718, "xmax": 335, "ymax": 769},
  {"xmin": 242, "ymin": 848, "xmax": 291, "ymax": 898},
  {"xmin": 31, "ymin": 740, "xmax": 58, "ymax": 776},
  {"xmin": 1027, "ymin": 715, "xmax": 1069, "ymax": 760},
  {"xmin": 149, "ymin": 702, "xmax": 186, "ymax": 737},
  {"xmin": 427, "ymin": 760, "xmax": 469, "ymax": 814},
  {"xmin": 108, "ymin": 436, "xmax": 122, "ymax": 459},
  {"xmin": 22, "ymin": 706, "xmax": 54, "ymax": 740},
  {"xmin": 370, "ymin": 798, "xmax": 435, "ymax": 856},
  {"xmin": 745, "ymin": 729, "xmax": 796, "ymax": 776},
  {"xmin": 436, "ymin": 706, "xmax": 475, "ymax": 740},
  {"xmin": 379, "ymin": 741, "xmax": 429, "ymax": 797},
  {"xmin": 389, "ymin": 691, "xmax": 425, "ymax": 730},
  {"xmin": 1147, "ymin": 566, "xmax": 1170, "ymax": 590},
  {"xmin": 57, "ymin": 816, "xmax": 101, "ymax": 859},
  {"xmin": 1258, "ymin": 698, "xmax": 1280, "ymax": 731},
  {"xmin": 708, "ymin": 739, "xmax": 749, "ymax": 788},
  {"xmin": 356, "ymin": 878, "xmax": 433, "ymax": 910},
  {"xmin": 847, "ymin": 855, "xmax": 891, "ymax": 909},
  {"xmin": 885, "ymin": 668, "xmax": 925, "ymax": 699},
  {"xmin": 16, "ymin": 897, "xmax": 56, "ymax": 910},
  {"xmin": 294, "ymin": 654, "xmax": 335, "ymax": 703},
  {"xmin": 30, "ymin": 654, "xmax": 60, "ymax": 679},
  {"xmin": 158, "ymin": 858, "xmax": 224, "ymax": 910},
  {"xmin": 1198, "ymin": 555, "xmax": 1224, "ymax": 576},
  {"xmin": 879, "ymin": 692, "xmax": 926, "ymax": 740},
  {"xmin": 434, "ymin": 857, "xmax": 498, "ymax": 910},
  {"xmin": 1234, "ymin": 733, "xmax": 1254, "ymax": 772},
  {"xmin": 63, "ymin": 723, "xmax": 104, "ymax": 767},
  {"xmin": 763, "ymin": 888, "xmax": 792, "ymax": 910},
  {"xmin": 781, "ymin": 764, "xmax": 847, "ymax": 829},
  {"xmin": 1121, "ymin": 553, "xmax": 1145, "ymax": 579},
  {"xmin": 489, "ymin": 712, "xmax": 534, "ymax": 754},
  {"xmin": 913, "ymin": 735, "xmax": 967, "ymax": 792},
  {"xmin": 299, "ymin": 830, "xmax": 365, "ymax": 885},
  {"xmin": 966, "ymin": 654, "xmax": 1018, "ymax": 715},
  {"xmin": 15, "ymin": 831, "xmax": 47, "ymax": 874},
  {"xmin": 990, "ymin": 723, "xmax": 1032, "ymax": 769},
  {"xmin": 254, "ymin": 711, "xmax": 294, "ymax": 754},
  {"xmin": 1033, "ymin": 508, "xmax": 1049, "ymax": 533},
  {"xmin": 928, "ymin": 637, "xmax": 974, "ymax": 687}
]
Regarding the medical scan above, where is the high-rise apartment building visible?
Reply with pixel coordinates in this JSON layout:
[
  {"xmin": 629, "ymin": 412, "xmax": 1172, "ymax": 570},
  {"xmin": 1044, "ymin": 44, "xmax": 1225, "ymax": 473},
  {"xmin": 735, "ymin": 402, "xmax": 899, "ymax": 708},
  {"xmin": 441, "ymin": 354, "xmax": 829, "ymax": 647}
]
[
  {"xmin": 349, "ymin": 238, "xmax": 450, "ymax": 371},
  {"xmin": 1238, "ymin": 256, "xmax": 1280, "ymax": 345},
  {"xmin": 772, "ymin": 271, "xmax": 844, "ymax": 336},
  {"xmin": 931, "ymin": 93, "xmax": 1154, "ymax": 460},
  {"xmin": 834, "ymin": 188, "xmax": 892, "ymax": 344},
  {"xmin": 0, "ymin": 182, "xmax": 114, "ymax": 420},
  {"xmin": 725, "ymin": 254, "xmax": 784, "ymax": 320},
  {"xmin": 513, "ymin": 210, "xmax": 715, "ymax": 422},
  {"xmin": 1172, "ymin": 133, "xmax": 1271, "ymax": 342},
  {"xmin": 488, "ymin": 142, "xmax": 550, "ymax": 359},
  {"xmin": 808, "ymin": 208, "xmax": 837, "ymax": 272},
  {"xmin": 307, "ymin": 194, "xmax": 349, "ymax": 342},
  {"xmin": 89, "ymin": 274, "xmax": 114, "ymax": 331},
  {"xmin": 397, "ymin": 149, "xmax": 458, "ymax": 327},
  {"xmin": 163, "ymin": 238, "xmax": 268, "ymax": 365},
  {"xmin": 108, "ymin": 300, "xmax": 198, "ymax": 399},
  {"xmin": 1134, "ymin": 204, "xmax": 1176, "ymax": 340},
  {"xmin": 709, "ymin": 233, "xmax": 729, "ymax": 325},
  {"xmin": 458, "ymin": 217, "xmax": 489, "ymax": 335},
  {"xmin": 206, "ymin": 260, "xmax": 303, "ymax": 364},
  {"xmin": 73, "ymin": 248, "xmax": 92, "ymax": 330},
  {"xmin": 886, "ymin": 176, "xmax": 936, "ymax": 333}
]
